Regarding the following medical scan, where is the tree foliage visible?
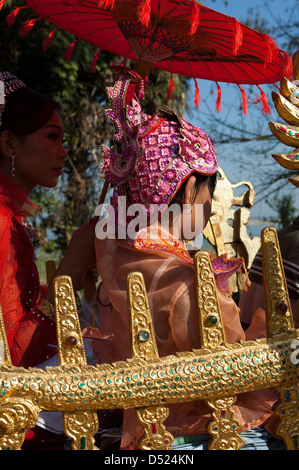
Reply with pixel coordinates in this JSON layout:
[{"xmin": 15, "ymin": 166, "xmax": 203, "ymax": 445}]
[
  {"xmin": 267, "ymin": 193, "xmax": 296, "ymax": 228},
  {"xmin": 199, "ymin": 0, "xmax": 298, "ymax": 207}
]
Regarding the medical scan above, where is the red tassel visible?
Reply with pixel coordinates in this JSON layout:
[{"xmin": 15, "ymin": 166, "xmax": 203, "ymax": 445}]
[
  {"xmin": 167, "ymin": 74, "xmax": 175, "ymax": 100},
  {"xmin": 6, "ymin": 7, "xmax": 25, "ymax": 26},
  {"xmin": 260, "ymin": 90, "xmax": 271, "ymax": 115},
  {"xmin": 0, "ymin": 0, "xmax": 7, "ymax": 11},
  {"xmin": 239, "ymin": 85, "xmax": 248, "ymax": 114},
  {"xmin": 264, "ymin": 35, "xmax": 277, "ymax": 64},
  {"xmin": 89, "ymin": 49, "xmax": 101, "ymax": 73},
  {"xmin": 137, "ymin": 0, "xmax": 151, "ymax": 27},
  {"xmin": 282, "ymin": 51, "xmax": 293, "ymax": 80},
  {"xmin": 20, "ymin": 18, "xmax": 38, "ymax": 37},
  {"xmin": 231, "ymin": 17, "xmax": 243, "ymax": 55},
  {"xmin": 63, "ymin": 42, "xmax": 76, "ymax": 61},
  {"xmin": 216, "ymin": 82, "xmax": 221, "ymax": 113},
  {"xmin": 43, "ymin": 29, "xmax": 58, "ymax": 51},
  {"xmin": 256, "ymin": 87, "xmax": 271, "ymax": 115},
  {"xmin": 98, "ymin": 0, "xmax": 115, "ymax": 8},
  {"xmin": 194, "ymin": 79, "xmax": 200, "ymax": 108},
  {"xmin": 144, "ymin": 76, "xmax": 148, "ymax": 91},
  {"xmin": 189, "ymin": 1, "xmax": 200, "ymax": 36}
]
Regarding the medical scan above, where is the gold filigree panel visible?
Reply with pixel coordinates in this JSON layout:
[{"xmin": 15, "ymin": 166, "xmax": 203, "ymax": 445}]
[
  {"xmin": 127, "ymin": 272, "xmax": 159, "ymax": 359},
  {"xmin": 261, "ymin": 227, "xmax": 294, "ymax": 336},
  {"xmin": 54, "ymin": 276, "xmax": 99, "ymax": 450},
  {"xmin": 194, "ymin": 252, "xmax": 244, "ymax": 450},
  {"xmin": 127, "ymin": 272, "xmax": 174, "ymax": 450},
  {"xmin": 194, "ymin": 251, "xmax": 226, "ymax": 346},
  {"xmin": 0, "ymin": 306, "xmax": 11, "ymax": 366},
  {"xmin": 274, "ymin": 385, "xmax": 299, "ymax": 450}
]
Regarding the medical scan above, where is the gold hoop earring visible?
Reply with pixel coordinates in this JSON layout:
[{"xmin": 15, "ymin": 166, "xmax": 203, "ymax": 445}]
[{"xmin": 182, "ymin": 203, "xmax": 192, "ymax": 215}]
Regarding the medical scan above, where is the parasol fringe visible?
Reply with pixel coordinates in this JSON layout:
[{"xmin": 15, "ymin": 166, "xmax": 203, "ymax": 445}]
[
  {"xmin": 43, "ymin": 29, "xmax": 59, "ymax": 51},
  {"xmin": 263, "ymin": 34, "xmax": 278, "ymax": 64},
  {"xmin": 238, "ymin": 85, "xmax": 248, "ymax": 114},
  {"xmin": 260, "ymin": 90, "xmax": 271, "ymax": 116},
  {"xmin": 194, "ymin": 78, "xmax": 200, "ymax": 108},
  {"xmin": 63, "ymin": 42, "xmax": 76, "ymax": 61},
  {"xmin": 137, "ymin": 0, "xmax": 151, "ymax": 27},
  {"xmin": 144, "ymin": 75, "xmax": 148, "ymax": 91},
  {"xmin": 167, "ymin": 73, "xmax": 175, "ymax": 100},
  {"xmin": 216, "ymin": 82, "xmax": 221, "ymax": 113},
  {"xmin": 90, "ymin": 49, "xmax": 102, "ymax": 73},
  {"xmin": 189, "ymin": 1, "xmax": 200, "ymax": 36},
  {"xmin": 0, "ymin": 0, "xmax": 6, "ymax": 11},
  {"xmin": 98, "ymin": 0, "xmax": 115, "ymax": 9},
  {"xmin": 6, "ymin": 6, "xmax": 26, "ymax": 26},
  {"xmin": 255, "ymin": 86, "xmax": 271, "ymax": 115},
  {"xmin": 19, "ymin": 18, "xmax": 39, "ymax": 37},
  {"xmin": 230, "ymin": 17, "xmax": 243, "ymax": 55}
]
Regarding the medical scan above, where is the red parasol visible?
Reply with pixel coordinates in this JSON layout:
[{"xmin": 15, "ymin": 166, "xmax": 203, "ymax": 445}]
[{"xmin": 2, "ymin": 0, "xmax": 292, "ymax": 114}]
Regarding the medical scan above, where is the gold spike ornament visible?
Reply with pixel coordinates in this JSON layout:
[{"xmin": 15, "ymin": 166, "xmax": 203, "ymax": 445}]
[{"xmin": 269, "ymin": 50, "xmax": 299, "ymax": 187}]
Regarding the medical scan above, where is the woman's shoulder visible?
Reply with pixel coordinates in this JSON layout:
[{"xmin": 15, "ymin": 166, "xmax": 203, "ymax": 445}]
[
  {"xmin": 0, "ymin": 201, "xmax": 13, "ymax": 222},
  {"xmin": 0, "ymin": 203, "xmax": 13, "ymax": 240}
]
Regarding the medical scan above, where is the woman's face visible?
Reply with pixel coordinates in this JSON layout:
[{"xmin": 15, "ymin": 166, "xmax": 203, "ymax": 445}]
[{"xmin": 2, "ymin": 110, "xmax": 67, "ymax": 193}]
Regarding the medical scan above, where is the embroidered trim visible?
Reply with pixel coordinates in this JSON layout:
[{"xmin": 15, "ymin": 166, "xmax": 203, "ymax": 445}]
[{"xmin": 37, "ymin": 297, "xmax": 56, "ymax": 323}]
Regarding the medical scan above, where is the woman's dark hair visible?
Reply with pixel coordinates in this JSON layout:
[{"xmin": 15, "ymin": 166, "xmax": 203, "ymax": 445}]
[
  {"xmin": 0, "ymin": 86, "xmax": 58, "ymax": 136},
  {"xmin": 170, "ymin": 171, "xmax": 218, "ymax": 207}
]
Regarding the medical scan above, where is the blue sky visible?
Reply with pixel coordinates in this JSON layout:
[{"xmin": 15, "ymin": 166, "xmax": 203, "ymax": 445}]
[
  {"xmin": 184, "ymin": 0, "xmax": 299, "ymax": 220},
  {"xmin": 202, "ymin": 0, "xmax": 284, "ymax": 18}
]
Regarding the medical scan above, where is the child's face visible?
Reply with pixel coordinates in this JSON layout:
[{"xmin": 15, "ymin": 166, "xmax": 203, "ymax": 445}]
[
  {"xmin": 193, "ymin": 183, "xmax": 212, "ymax": 230},
  {"xmin": 179, "ymin": 176, "xmax": 212, "ymax": 240},
  {"xmin": 181, "ymin": 183, "xmax": 212, "ymax": 240}
]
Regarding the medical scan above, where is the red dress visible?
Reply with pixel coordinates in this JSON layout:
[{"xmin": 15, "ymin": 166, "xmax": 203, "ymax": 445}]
[{"xmin": 0, "ymin": 170, "xmax": 57, "ymax": 368}]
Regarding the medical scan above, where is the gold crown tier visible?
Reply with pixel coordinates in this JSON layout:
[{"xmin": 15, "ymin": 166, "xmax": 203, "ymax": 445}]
[
  {"xmin": 269, "ymin": 50, "xmax": 299, "ymax": 187},
  {"xmin": 272, "ymin": 151, "xmax": 299, "ymax": 171},
  {"xmin": 269, "ymin": 51, "xmax": 299, "ymax": 187},
  {"xmin": 280, "ymin": 77, "xmax": 299, "ymax": 108},
  {"xmin": 272, "ymin": 91, "xmax": 299, "ymax": 126},
  {"xmin": 289, "ymin": 175, "xmax": 299, "ymax": 187},
  {"xmin": 268, "ymin": 122, "xmax": 299, "ymax": 147}
]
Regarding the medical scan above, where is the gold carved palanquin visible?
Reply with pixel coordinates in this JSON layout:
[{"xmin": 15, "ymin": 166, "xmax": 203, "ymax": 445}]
[{"xmin": 0, "ymin": 227, "xmax": 298, "ymax": 451}]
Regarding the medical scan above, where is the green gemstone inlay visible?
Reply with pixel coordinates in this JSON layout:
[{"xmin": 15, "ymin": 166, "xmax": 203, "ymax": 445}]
[
  {"xmin": 207, "ymin": 315, "xmax": 218, "ymax": 326},
  {"xmin": 80, "ymin": 437, "xmax": 86, "ymax": 450}
]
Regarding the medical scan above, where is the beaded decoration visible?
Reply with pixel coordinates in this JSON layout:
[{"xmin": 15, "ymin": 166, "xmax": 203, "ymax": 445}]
[
  {"xmin": 134, "ymin": 230, "xmax": 250, "ymax": 294},
  {"xmin": 100, "ymin": 66, "xmax": 218, "ymax": 236},
  {"xmin": 0, "ymin": 71, "xmax": 26, "ymax": 128}
]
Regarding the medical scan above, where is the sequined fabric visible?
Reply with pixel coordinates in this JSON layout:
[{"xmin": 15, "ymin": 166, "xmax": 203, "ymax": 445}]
[
  {"xmin": 126, "ymin": 115, "xmax": 217, "ymax": 209},
  {"xmin": 0, "ymin": 71, "xmax": 26, "ymax": 127}
]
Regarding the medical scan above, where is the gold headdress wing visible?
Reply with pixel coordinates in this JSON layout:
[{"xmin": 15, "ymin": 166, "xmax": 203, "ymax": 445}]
[{"xmin": 269, "ymin": 50, "xmax": 299, "ymax": 187}]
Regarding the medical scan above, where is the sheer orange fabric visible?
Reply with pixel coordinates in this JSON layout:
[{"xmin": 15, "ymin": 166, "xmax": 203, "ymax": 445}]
[
  {"xmin": 0, "ymin": 170, "xmax": 57, "ymax": 367},
  {"xmin": 94, "ymin": 224, "xmax": 277, "ymax": 449}
]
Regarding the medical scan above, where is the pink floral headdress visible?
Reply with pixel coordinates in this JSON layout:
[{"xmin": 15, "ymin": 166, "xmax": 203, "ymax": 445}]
[
  {"xmin": 100, "ymin": 66, "xmax": 218, "ymax": 230},
  {"xmin": 0, "ymin": 71, "xmax": 26, "ymax": 128}
]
